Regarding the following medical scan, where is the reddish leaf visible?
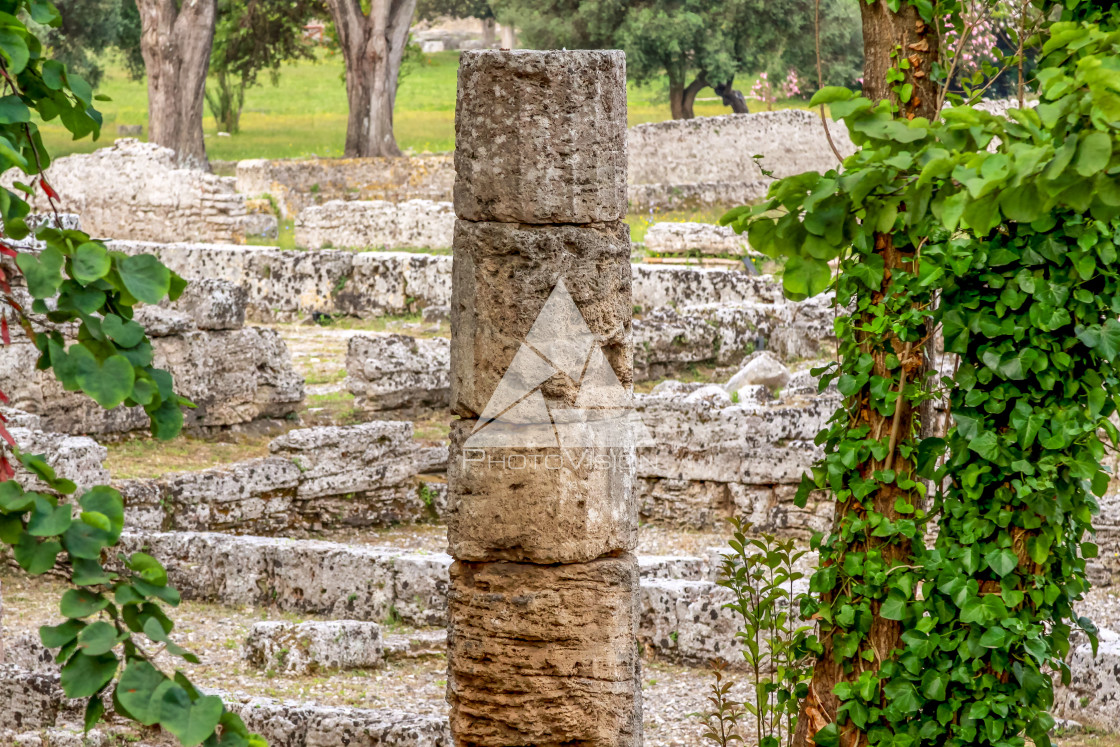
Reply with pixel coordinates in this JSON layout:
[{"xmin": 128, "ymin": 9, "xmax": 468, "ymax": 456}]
[
  {"xmin": 0, "ymin": 457, "xmax": 14, "ymax": 482},
  {"xmin": 3, "ymin": 317, "xmax": 11, "ymax": 345},
  {"xmin": 0, "ymin": 422, "xmax": 15, "ymax": 448},
  {"xmin": 0, "ymin": 244, "xmax": 17, "ymax": 258},
  {"xmin": 40, "ymin": 178, "xmax": 59, "ymax": 202}
]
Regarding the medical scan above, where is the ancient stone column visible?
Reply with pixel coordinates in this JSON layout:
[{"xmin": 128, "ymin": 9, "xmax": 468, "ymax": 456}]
[{"xmin": 447, "ymin": 50, "xmax": 641, "ymax": 747}]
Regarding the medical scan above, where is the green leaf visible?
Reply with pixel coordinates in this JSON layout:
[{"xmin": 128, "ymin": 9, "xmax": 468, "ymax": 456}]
[
  {"xmin": 59, "ymin": 589, "xmax": 110, "ymax": 618},
  {"xmin": 129, "ymin": 552, "xmax": 169, "ymax": 586},
  {"xmin": 60, "ymin": 651, "xmax": 118, "ymax": 699},
  {"xmin": 813, "ymin": 723, "xmax": 840, "ymax": 747},
  {"xmin": 102, "ymin": 315, "xmax": 145, "ymax": 348},
  {"xmin": 1076, "ymin": 131, "xmax": 1112, "ymax": 177},
  {"xmin": 17, "ymin": 245, "xmax": 64, "ymax": 298},
  {"xmin": 72, "ymin": 242, "xmax": 110, "ymax": 284},
  {"xmin": 985, "ymin": 548, "xmax": 1019, "ymax": 578},
  {"xmin": 117, "ymin": 661, "xmax": 174, "ymax": 726},
  {"xmin": 0, "ymin": 94, "xmax": 30, "ymax": 124},
  {"xmin": 782, "ymin": 254, "xmax": 832, "ymax": 301},
  {"xmin": 0, "ymin": 29, "xmax": 30, "ymax": 74},
  {"xmin": 40, "ymin": 619, "xmax": 84, "ymax": 648},
  {"xmin": 159, "ymin": 687, "xmax": 223, "ymax": 747},
  {"xmin": 28, "ymin": 494, "xmax": 72, "ymax": 536},
  {"xmin": 76, "ymin": 621, "xmax": 120, "ymax": 656},
  {"xmin": 70, "ymin": 345, "xmax": 135, "ymax": 409},
  {"xmin": 13, "ymin": 533, "xmax": 61, "ymax": 574},
  {"xmin": 118, "ymin": 254, "xmax": 171, "ymax": 304},
  {"xmin": 810, "ymin": 86, "xmax": 855, "ymax": 106}
]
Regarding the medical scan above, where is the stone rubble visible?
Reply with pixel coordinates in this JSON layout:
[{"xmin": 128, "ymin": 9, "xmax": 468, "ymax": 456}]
[
  {"xmin": 725, "ymin": 351, "xmax": 792, "ymax": 394},
  {"xmin": 4, "ymin": 139, "xmax": 277, "ymax": 243},
  {"xmin": 346, "ymin": 334, "xmax": 452, "ymax": 412},
  {"xmin": 294, "ymin": 199, "xmax": 456, "ymax": 251},
  {"xmin": 643, "ymin": 221, "xmax": 750, "ymax": 257},
  {"xmin": 244, "ymin": 621, "xmax": 384, "ymax": 675},
  {"xmin": 119, "ymin": 422, "xmax": 447, "ymax": 533},
  {"xmin": 1054, "ymin": 627, "xmax": 1120, "ymax": 732}
]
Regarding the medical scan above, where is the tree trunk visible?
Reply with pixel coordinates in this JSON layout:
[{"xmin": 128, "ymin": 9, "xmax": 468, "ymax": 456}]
[
  {"xmin": 481, "ymin": 17, "xmax": 496, "ymax": 48},
  {"xmin": 499, "ymin": 23, "xmax": 516, "ymax": 49},
  {"xmin": 136, "ymin": 0, "xmax": 216, "ymax": 170},
  {"xmin": 715, "ymin": 79, "xmax": 750, "ymax": 114},
  {"xmin": 791, "ymin": 4, "xmax": 939, "ymax": 747},
  {"xmin": 326, "ymin": 0, "xmax": 418, "ymax": 158},
  {"xmin": 680, "ymin": 76, "xmax": 707, "ymax": 119}
]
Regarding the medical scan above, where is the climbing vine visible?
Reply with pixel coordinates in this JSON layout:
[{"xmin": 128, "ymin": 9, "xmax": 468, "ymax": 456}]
[
  {"xmin": 0, "ymin": 1, "xmax": 262, "ymax": 744},
  {"xmin": 721, "ymin": 1, "xmax": 1120, "ymax": 746}
]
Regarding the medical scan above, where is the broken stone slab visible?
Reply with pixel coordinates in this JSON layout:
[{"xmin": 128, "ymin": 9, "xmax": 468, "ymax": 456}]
[
  {"xmin": 447, "ymin": 556, "xmax": 642, "ymax": 746},
  {"xmin": 244, "ymin": 621, "xmax": 384, "ymax": 675},
  {"xmin": 639, "ymin": 579, "xmax": 741, "ymax": 667},
  {"xmin": 0, "ymin": 666, "xmax": 67, "ymax": 732},
  {"xmin": 725, "ymin": 351, "xmax": 792, "ymax": 393},
  {"xmin": 455, "ymin": 51, "xmax": 628, "ymax": 224},
  {"xmin": 643, "ymin": 222, "xmax": 750, "ymax": 257},
  {"xmin": 383, "ymin": 630, "xmax": 447, "ymax": 661},
  {"xmin": 114, "ymin": 531, "xmax": 451, "ymax": 627},
  {"xmin": 631, "ymin": 265, "xmax": 785, "ymax": 310},
  {"xmin": 0, "ymin": 327, "xmax": 304, "ymax": 435},
  {"xmin": 295, "ymin": 199, "xmax": 456, "ymax": 251},
  {"xmin": 451, "ymin": 219, "xmax": 633, "ymax": 418},
  {"xmin": 637, "ymin": 555, "xmax": 706, "ymax": 581},
  {"xmin": 10, "ymin": 427, "xmax": 108, "ymax": 496},
  {"xmin": 4, "ymin": 139, "xmax": 276, "ymax": 243},
  {"xmin": 118, "ymin": 423, "xmax": 448, "ymax": 534},
  {"xmin": 340, "ymin": 252, "xmax": 453, "ymax": 318},
  {"xmin": 346, "ymin": 334, "xmax": 452, "ymax": 412}
]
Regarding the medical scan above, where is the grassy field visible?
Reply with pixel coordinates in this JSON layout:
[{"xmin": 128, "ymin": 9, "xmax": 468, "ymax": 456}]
[{"xmin": 39, "ymin": 50, "xmax": 808, "ymax": 161}]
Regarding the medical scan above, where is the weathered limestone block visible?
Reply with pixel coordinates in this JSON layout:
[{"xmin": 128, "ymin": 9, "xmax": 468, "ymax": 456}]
[
  {"xmin": 627, "ymin": 109, "xmax": 855, "ymax": 186},
  {"xmin": 346, "ymin": 335, "xmax": 452, "ymax": 412},
  {"xmin": 295, "ymin": 199, "xmax": 456, "ymax": 250},
  {"xmin": 229, "ymin": 700, "xmax": 453, "ymax": 747},
  {"xmin": 6, "ymin": 139, "xmax": 276, "ymax": 243},
  {"xmin": 447, "ymin": 557, "xmax": 642, "ymax": 746},
  {"xmin": 115, "ymin": 531, "xmax": 451, "ymax": 626},
  {"xmin": 244, "ymin": 621, "xmax": 384, "ymax": 675},
  {"xmin": 639, "ymin": 579, "xmax": 740, "ymax": 666},
  {"xmin": 10, "ymin": 428, "xmax": 108, "ymax": 495},
  {"xmin": 643, "ymin": 222, "xmax": 749, "ymax": 256},
  {"xmin": 451, "ymin": 219, "xmax": 632, "ymax": 417},
  {"xmin": 626, "ymin": 181, "xmax": 770, "ymax": 213},
  {"xmin": 446, "ymin": 419, "xmax": 637, "ymax": 564},
  {"xmin": 342, "ymin": 252, "xmax": 453, "ymax": 317},
  {"xmin": 159, "ymin": 457, "xmax": 301, "ymax": 533},
  {"xmin": 1, "ymin": 634, "xmax": 56, "ymax": 674},
  {"xmin": 725, "ymin": 352, "xmax": 791, "ymax": 393},
  {"xmin": 1054, "ymin": 627, "xmax": 1120, "ymax": 731},
  {"xmin": 454, "ymin": 51, "xmax": 627, "ymax": 224},
  {"xmin": 236, "ymin": 155, "xmax": 456, "ymax": 219},
  {"xmin": 637, "ymin": 555, "xmax": 706, "ymax": 581},
  {"xmin": 383, "ymin": 630, "xmax": 447, "ymax": 660},
  {"xmin": 270, "ymin": 421, "xmax": 446, "ymax": 498},
  {"xmin": 168, "ymin": 278, "xmax": 247, "ymax": 330},
  {"xmin": 0, "ymin": 325, "xmax": 303, "ymax": 435},
  {"xmin": 0, "ymin": 666, "xmax": 63, "ymax": 731},
  {"xmin": 630, "ymin": 265, "xmax": 784, "ymax": 310}
]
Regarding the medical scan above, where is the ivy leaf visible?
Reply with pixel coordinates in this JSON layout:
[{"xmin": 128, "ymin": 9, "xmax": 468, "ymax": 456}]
[
  {"xmin": 782, "ymin": 254, "xmax": 832, "ymax": 301},
  {"xmin": 159, "ymin": 687, "xmax": 223, "ymax": 747},
  {"xmin": 117, "ymin": 660, "xmax": 174, "ymax": 726},
  {"xmin": 17, "ymin": 245, "xmax": 64, "ymax": 298},
  {"xmin": 102, "ymin": 315, "xmax": 146, "ymax": 348},
  {"xmin": 813, "ymin": 723, "xmax": 840, "ymax": 747},
  {"xmin": 985, "ymin": 548, "xmax": 1019, "ymax": 578},
  {"xmin": 28, "ymin": 494, "xmax": 72, "ymax": 537},
  {"xmin": 70, "ymin": 345, "xmax": 135, "ymax": 409},
  {"xmin": 13, "ymin": 533, "xmax": 61, "ymax": 574}
]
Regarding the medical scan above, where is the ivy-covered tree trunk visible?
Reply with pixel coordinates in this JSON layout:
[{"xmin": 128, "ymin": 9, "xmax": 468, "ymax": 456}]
[
  {"xmin": 136, "ymin": 0, "xmax": 216, "ymax": 170},
  {"xmin": 791, "ymin": 4, "xmax": 939, "ymax": 747},
  {"xmin": 326, "ymin": 0, "xmax": 417, "ymax": 158}
]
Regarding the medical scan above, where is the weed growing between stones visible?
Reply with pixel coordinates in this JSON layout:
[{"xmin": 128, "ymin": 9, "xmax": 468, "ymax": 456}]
[{"xmin": 0, "ymin": 2, "xmax": 265, "ymax": 744}]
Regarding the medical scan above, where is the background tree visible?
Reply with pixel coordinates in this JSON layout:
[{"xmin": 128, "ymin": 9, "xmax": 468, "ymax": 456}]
[
  {"xmin": 31, "ymin": 0, "xmax": 124, "ymax": 87},
  {"xmin": 206, "ymin": 0, "xmax": 324, "ymax": 135},
  {"xmin": 136, "ymin": 0, "xmax": 217, "ymax": 169},
  {"xmin": 324, "ymin": 0, "xmax": 417, "ymax": 157},
  {"xmin": 494, "ymin": 0, "xmax": 862, "ymax": 119}
]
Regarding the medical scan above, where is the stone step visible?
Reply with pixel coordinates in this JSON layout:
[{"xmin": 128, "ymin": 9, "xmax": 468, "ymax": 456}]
[
  {"xmin": 116, "ymin": 529, "xmax": 740, "ymax": 666},
  {"xmin": 0, "ymin": 665, "xmax": 452, "ymax": 747}
]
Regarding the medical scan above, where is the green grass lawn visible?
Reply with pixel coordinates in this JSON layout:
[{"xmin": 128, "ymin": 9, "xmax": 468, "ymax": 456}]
[{"xmin": 39, "ymin": 49, "xmax": 810, "ymax": 162}]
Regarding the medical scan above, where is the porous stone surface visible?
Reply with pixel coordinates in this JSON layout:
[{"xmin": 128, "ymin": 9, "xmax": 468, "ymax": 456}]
[
  {"xmin": 166, "ymin": 278, "xmax": 248, "ymax": 330},
  {"xmin": 451, "ymin": 219, "xmax": 633, "ymax": 417},
  {"xmin": 627, "ymin": 181, "xmax": 770, "ymax": 213},
  {"xmin": 346, "ymin": 334, "xmax": 452, "ymax": 412},
  {"xmin": 1054, "ymin": 627, "xmax": 1120, "ymax": 732},
  {"xmin": 634, "ymin": 383, "xmax": 838, "ymax": 534},
  {"xmin": 383, "ymin": 630, "xmax": 447, "ymax": 661},
  {"xmin": 639, "ymin": 580, "xmax": 740, "ymax": 666},
  {"xmin": 295, "ymin": 199, "xmax": 456, "ymax": 251},
  {"xmin": 107, "ymin": 241, "xmax": 453, "ymax": 322},
  {"xmin": 228, "ymin": 700, "xmax": 453, "ymax": 747},
  {"xmin": 643, "ymin": 222, "xmax": 750, "ymax": 256},
  {"xmin": 5, "ymin": 139, "xmax": 276, "ymax": 243},
  {"xmin": 628, "ymin": 109, "xmax": 854, "ymax": 186},
  {"xmin": 9, "ymin": 427, "xmax": 108, "ymax": 495},
  {"xmin": 236, "ymin": 155, "xmax": 456, "ymax": 219},
  {"xmin": 0, "ymin": 666, "xmax": 65, "ymax": 731},
  {"xmin": 447, "ymin": 556, "xmax": 642, "ymax": 746},
  {"xmin": 725, "ymin": 351, "xmax": 792, "ymax": 393},
  {"xmin": 446, "ymin": 419, "xmax": 638, "ymax": 564},
  {"xmin": 454, "ymin": 51, "xmax": 628, "ymax": 224},
  {"xmin": 114, "ymin": 530, "xmax": 451, "ymax": 626},
  {"xmin": 244, "ymin": 621, "xmax": 384, "ymax": 675},
  {"xmin": 119, "ymin": 423, "xmax": 446, "ymax": 533}
]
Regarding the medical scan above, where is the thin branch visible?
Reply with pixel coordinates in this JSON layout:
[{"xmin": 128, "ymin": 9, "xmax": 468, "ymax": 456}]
[{"xmin": 815, "ymin": 0, "xmax": 844, "ymax": 164}]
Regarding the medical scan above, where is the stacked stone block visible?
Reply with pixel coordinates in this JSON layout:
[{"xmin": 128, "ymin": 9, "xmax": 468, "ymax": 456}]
[{"xmin": 447, "ymin": 50, "xmax": 642, "ymax": 746}]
